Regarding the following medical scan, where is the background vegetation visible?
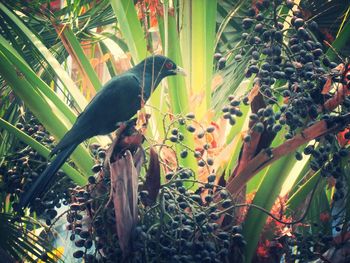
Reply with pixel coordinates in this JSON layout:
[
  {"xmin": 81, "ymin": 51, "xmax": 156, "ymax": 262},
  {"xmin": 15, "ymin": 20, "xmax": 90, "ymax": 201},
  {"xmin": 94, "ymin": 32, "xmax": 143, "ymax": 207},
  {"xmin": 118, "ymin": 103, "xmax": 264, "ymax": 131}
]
[{"xmin": 0, "ymin": 0, "xmax": 349, "ymax": 262}]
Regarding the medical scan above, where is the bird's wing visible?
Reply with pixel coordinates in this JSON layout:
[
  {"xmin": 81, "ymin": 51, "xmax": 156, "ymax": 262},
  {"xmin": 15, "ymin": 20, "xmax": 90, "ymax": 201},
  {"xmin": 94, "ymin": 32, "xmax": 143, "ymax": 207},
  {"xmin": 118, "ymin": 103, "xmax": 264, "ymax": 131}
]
[{"xmin": 52, "ymin": 74, "xmax": 142, "ymax": 154}]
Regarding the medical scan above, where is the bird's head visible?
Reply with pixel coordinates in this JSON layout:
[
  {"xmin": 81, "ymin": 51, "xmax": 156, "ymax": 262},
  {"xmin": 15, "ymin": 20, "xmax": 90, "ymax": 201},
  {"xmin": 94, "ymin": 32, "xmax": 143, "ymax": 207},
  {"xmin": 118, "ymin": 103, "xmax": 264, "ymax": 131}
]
[
  {"xmin": 138, "ymin": 55, "xmax": 186, "ymax": 79},
  {"xmin": 131, "ymin": 55, "xmax": 186, "ymax": 98}
]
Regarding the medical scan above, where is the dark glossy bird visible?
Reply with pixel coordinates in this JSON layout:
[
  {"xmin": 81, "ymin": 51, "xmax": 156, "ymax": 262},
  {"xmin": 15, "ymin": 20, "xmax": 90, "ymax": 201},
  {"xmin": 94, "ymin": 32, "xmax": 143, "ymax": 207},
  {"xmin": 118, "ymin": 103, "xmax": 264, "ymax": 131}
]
[{"xmin": 19, "ymin": 55, "xmax": 186, "ymax": 209}]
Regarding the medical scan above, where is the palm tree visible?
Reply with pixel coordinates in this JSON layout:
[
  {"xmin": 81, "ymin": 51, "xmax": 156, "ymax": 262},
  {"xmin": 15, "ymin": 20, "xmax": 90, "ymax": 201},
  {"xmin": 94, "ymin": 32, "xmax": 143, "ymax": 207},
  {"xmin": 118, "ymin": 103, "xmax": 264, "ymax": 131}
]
[{"xmin": 0, "ymin": 0, "xmax": 349, "ymax": 262}]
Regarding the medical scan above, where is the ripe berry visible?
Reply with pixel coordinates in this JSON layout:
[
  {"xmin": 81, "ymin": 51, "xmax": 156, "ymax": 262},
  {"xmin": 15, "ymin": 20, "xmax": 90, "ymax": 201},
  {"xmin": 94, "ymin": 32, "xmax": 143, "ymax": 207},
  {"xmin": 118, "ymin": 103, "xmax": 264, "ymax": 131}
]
[
  {"xmin": 242, "ymin": 18, "xmax": 254, "ymax": 29},
  {"xmin": 244, "ymin": 134, "xmax": 251, "ymax": 142},
  {"xmin": 73, "ymin": 250, "xmax": 84, "ymax": 259},
  {"xmin": 207, "ymin": 174, "xmax": 216, "ymax": 182},
  {"xmin": 294, "ymin": 18, "xmax": 304, "ymax": 28},
  {"xmin": 230, "ymin": 100, "xmax": 240, "ymax": 106},
  {"xmin": 171, "ymin": 128, "xmax": 179, "ymax": 135},
  {"xmin": 186, "ymin": 112, "xmax": 195, "ymax": 119},
  {"xmin": 206, "ymin": 126, "xmax": 215, "ymax": 133},
  {"xmin": 249, "ymin": 65, "xmax": 259, "ymax": 74},
  {"xmin": 229, "ymin": 117, "xmax": 236, "ymax": 125},
  {"xmin": 187, "ymin": 125, "xmax": 196, "ymax": 133},
  {"xmin": 91, "ymin": 164, "xmax": 102, "ymax": 173},
  {"xmin": 253, "ymin": 122, "xmax": 264, "ymax": 133},
  {"xmin": 180, "ymin": 150, "xmax": 188, "ymax": 158},
  {"xmin": 222, "ymin": 199, "xmax": 231, "ymax": 208},
  {"xmin": 295, "ymin": 151, "xmax": 303, "ymax": 161},
  {"xmin": 235, "ymin": 54, "xmax": 242, "ymax": 61},
  {"xmin": 218, "ymin": 57, "xmax": 226, "ymax": 70},
  {"xmin": 214, "ymin": 53, "xmax": 222, "ymax": 60},
  {"xmin": 198, "ymin": 160, "xmax": 206, "ymax": 167},
  {"xmin": 169, "ymin": 135, "xmax": 178, "ymax": 142},
  {"xmin": 88, "ymin": 176, "xmax": 96, "ymax": 184},
  {"xmin": 256, "ymin": 13, "xmax": 264, "ymax": 21}
]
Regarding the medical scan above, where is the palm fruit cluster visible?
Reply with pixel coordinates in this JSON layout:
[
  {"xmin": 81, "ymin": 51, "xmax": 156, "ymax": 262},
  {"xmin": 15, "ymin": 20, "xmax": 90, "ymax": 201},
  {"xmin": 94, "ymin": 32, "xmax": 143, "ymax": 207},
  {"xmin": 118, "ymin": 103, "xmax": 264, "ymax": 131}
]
[
  {"xmin": 221, "ymin": 0, "xmax": 349, "ymax": 197},
  {"xmin": 166, "ymin": 112, "xmax": 216, "ymax": 168},
  {"xmin": 286, "ymin": 230, "xmax": 334, "ymax": 262},
  {"xmin": 66, "ymin": 145, "xmax": 113, "ymax": 262},
  {"xmin": 0, "ymin": 113, "xmax": 73, "ymax": 224},
  {"xmin": 133, "ymin": 169, "xmax": 246, "ymax": 263},
  {"xmin": 218, "ymin": 0, "xmax": 349, "ymax": 259},
  {"xmin": 65, "ymin": 139, "xmax": 246, "ymax": 262}
]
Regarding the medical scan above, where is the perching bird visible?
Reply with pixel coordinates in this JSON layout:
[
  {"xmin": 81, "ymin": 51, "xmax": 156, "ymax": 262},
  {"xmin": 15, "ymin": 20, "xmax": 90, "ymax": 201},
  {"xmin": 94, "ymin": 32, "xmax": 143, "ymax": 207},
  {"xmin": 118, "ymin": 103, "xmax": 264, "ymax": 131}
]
[{"xmin": 19, "ymin": 55, "xmax": 186, "ymax": 209}]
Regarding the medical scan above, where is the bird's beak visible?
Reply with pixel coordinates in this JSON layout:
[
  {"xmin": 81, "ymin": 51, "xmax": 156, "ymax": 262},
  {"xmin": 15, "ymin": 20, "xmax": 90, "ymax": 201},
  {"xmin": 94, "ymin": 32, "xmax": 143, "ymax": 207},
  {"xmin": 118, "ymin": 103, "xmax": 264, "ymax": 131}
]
[{"xmin": 173, "ymin": 66, "xmax": 187, "ymax": 76}]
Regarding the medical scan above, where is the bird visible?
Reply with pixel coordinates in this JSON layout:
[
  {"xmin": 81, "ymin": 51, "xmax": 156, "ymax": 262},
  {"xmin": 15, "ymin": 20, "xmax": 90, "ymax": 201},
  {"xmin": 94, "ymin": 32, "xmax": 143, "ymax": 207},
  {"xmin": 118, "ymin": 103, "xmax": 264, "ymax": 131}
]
[{"xmin": 19, "ymin": 55, "xmax": 186, "ymax": 209}]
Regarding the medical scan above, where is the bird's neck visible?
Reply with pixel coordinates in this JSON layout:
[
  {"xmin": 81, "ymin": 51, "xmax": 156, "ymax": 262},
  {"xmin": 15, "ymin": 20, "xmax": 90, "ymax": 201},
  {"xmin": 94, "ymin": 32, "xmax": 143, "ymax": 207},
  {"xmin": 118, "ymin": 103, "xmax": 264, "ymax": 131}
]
[{"xmin": 129, "ymin": 68, "xmax": 163, "ymax": 100}]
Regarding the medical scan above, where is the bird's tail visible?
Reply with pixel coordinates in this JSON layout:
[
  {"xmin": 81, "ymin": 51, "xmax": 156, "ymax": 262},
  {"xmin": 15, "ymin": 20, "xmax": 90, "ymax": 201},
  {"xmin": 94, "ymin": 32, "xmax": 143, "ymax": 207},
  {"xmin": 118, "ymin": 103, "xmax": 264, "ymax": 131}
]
[{"xmin": 19, "ymin": 143, "xmax": 78, "ymax": 209}]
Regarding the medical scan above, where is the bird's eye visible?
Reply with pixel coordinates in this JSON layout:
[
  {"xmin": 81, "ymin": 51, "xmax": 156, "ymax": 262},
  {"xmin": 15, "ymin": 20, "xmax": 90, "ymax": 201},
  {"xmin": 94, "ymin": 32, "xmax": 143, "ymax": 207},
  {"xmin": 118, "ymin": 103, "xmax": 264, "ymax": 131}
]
[{"xmin": 165, "ymin": 62, "xmax": 173, "ymax": 69}]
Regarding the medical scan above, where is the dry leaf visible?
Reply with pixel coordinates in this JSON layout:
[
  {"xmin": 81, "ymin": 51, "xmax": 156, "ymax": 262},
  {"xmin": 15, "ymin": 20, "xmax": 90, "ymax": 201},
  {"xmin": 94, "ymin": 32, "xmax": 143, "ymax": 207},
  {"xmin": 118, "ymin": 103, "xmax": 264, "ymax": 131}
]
[
  {"xmin": 333, "ymin": 63, "xmax": 345, "ymax": 73},
  {"xmin": 102, "ymin": 52, "xmax": 112, "ymax": 62},
  {"xmin": 159, "ymin": 146, "xmax": 177, "ymax": 170},
  {"xmin": 110, "ymin": 151, "xmax": 140, "ymax": 257},
  {"xmin": 90, "ymin": 57, "xmax": 99, "ymax": 68},
  {"xmin": 292, "ymin": 61, "xmax": 303, "ymax": 68},
  {"xmin": 211, "ymin": 74, "xmax": 223, "ymax": 91},
  {"xmin": 248, "ymin": 82, "xmax": 260, "ymax": 103},
  {"xmin": 321, "ymin": 77, "xmax": 332, "ymax": 94},
  {"xmin": 142, "ymin": 148, "xmax": 160, "ymax": 205}
]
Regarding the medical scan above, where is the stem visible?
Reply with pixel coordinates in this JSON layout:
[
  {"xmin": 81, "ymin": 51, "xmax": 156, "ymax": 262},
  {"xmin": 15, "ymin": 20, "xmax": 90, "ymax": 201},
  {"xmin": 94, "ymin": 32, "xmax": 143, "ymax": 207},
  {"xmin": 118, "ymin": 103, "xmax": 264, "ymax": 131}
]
[{"xmin": 227, "ymin": 113, "xmax": 350, "ymax": 196}]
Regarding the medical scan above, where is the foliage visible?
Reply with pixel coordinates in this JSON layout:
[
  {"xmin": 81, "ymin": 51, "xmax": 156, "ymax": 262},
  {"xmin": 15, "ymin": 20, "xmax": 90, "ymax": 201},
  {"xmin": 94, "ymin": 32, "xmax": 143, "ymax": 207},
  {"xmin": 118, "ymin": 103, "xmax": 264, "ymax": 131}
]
[
  {"xmin": 0, "ymin": 0, "xmax": 350, "ymax": 262},
  {"xmin": 0, "ymin": 212, "xmax": 63, "ymax": 262}
]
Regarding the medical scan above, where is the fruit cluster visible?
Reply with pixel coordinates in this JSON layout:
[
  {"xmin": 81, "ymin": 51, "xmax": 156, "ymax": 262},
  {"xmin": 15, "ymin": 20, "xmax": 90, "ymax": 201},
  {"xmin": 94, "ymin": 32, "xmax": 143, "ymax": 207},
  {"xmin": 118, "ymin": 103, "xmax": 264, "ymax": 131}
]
[
  {"xmin": 166, "ymin": 112, "xmax": 217, "ymax": 168},
  {"xmin": 66, "ymin": 145, "xmax": 111, "ymax": 262},
  {"xmin": 134, "ymin": 170, "xmax": 245, "ymax": 263},
  {"xmin": 218, "ymin": 1, "xmax": 350, "ymax": 259},
  {"xmin": 287, "ymin": 230, "xmax": 334, "ymax": 262},
  {"xmin": 221, "ymin": 0, "xmax": 349, "ymax": 196},
  {"xmin": 64, "ymin": 142, "xmax": 246, "ymax": 262},
  {"xmin": 0, "ymin": 114, "xmax": 73, "ymax": 223}
]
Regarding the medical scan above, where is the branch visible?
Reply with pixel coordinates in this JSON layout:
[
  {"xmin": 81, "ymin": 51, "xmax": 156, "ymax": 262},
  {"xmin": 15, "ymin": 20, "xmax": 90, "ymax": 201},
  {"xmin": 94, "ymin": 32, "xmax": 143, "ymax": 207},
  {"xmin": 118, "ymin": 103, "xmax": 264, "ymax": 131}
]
[
  {"xmin": 230, "ymin": 87, "xmax": 266, "ymax": 180},
  {"xmin": 226, "ymin": 114, "xmax": 350, "ymax": 196}
]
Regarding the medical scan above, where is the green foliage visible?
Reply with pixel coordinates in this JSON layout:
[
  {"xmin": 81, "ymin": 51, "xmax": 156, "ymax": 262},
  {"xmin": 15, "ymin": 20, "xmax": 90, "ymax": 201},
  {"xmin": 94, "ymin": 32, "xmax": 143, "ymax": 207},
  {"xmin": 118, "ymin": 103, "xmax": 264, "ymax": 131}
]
[{"xmin": 0, "ymin": 0, "xmax": 350, "ymax": 262}]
